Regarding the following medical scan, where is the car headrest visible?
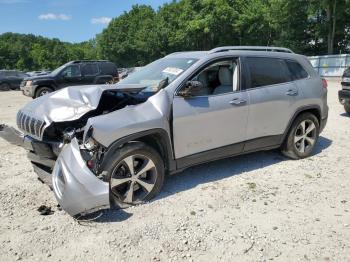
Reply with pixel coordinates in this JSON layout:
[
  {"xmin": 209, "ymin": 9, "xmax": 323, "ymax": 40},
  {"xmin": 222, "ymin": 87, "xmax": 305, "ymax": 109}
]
[{"xmin": 219, "ymin": 67, "xmax": 232, "ymax": 86}]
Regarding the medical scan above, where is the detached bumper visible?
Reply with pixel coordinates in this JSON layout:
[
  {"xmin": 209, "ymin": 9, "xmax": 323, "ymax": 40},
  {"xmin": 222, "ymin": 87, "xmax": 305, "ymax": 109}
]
[{"xmin": 52, "ymin": 138, "xmax": 110, "ymax": 216}]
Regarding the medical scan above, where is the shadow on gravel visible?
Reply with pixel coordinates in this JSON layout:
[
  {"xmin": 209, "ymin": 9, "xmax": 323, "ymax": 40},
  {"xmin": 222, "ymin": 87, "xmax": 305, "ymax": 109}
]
[
  {"xmin": 76, "ymin": 208, "xmax": 133, "ymax": 224},
  {"xmin": 340, "ymin": 112, "xmax": 350, "ymax": 117},
  {"xmin": 313, "ymin": 136, "xmax": 332, "ymax": 155},
  {"xmin": 159, "ymin": 136, "xmax": 332, "ymax": 201}
]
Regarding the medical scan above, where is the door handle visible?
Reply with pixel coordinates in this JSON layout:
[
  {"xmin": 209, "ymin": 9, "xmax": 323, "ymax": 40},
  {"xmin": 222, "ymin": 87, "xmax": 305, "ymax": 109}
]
[
  {"xmin": 286, "ymin": 89, "xmax": 298, "ymax": 96},
  {"xmin": 230, "ymin": 98, "xmax": 247, "ymax": 105}
]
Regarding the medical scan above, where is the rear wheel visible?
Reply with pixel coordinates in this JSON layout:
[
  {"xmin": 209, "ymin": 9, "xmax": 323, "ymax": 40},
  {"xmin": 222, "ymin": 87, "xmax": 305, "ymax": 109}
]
[
  {"xmin": 35, "ymin": 86, "xmax": 53, "ymax": 98},
  {"xmin": 105, "ymin": 142, "xmax": 165, "ymax": 206},
  {"xmin": 281, "ymin": 113, "xmax": 320, "ymax": 159},
  {"xmin": 344, "ymin": 102, "xmax": 350, "ymax": 115},
  {"xmin": 0, "ymin": 82, "xmax": 10, "ymax": 91}
]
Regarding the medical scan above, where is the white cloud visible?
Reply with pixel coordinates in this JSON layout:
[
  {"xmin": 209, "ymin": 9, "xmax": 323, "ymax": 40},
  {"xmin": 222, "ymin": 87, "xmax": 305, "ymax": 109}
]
[
  {"xmin": 38, "ymin": 13, "xmax": 71, "ymax": 21},
  {"xmin": 91, "ymin": 17, "xmax": 112, "ymax": 25}
]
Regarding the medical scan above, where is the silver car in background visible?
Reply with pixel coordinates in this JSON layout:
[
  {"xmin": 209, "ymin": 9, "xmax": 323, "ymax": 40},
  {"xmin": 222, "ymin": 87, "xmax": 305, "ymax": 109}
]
[{"xmin": 0, "ymin": 46, "xmax": 328, "ymax": 217}]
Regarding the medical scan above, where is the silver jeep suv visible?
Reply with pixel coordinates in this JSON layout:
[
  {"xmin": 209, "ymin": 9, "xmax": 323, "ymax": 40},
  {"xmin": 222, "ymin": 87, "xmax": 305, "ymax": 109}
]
[{"xmin": 0, "ymin": 46, "xmax": 328, "ymax": 216}]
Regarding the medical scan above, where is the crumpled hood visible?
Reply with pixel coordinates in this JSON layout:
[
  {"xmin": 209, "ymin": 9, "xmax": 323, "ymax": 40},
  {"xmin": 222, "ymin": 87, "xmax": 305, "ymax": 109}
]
[{"xmin": 20, "ymin": 83, "xmax": 147, "ymax": 124}]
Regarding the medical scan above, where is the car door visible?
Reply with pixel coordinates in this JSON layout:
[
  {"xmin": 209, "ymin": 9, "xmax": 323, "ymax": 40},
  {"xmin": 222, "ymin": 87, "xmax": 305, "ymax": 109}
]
[
  {"xmin": 242, "ymin": 56, "xmax": 299, "ymax": 151},
  {"xmin": 172, "ymin": 57, "xmax": 249, "ymax": 162},
  {"xmin": 5, "ymin": 71, "xmax": 19, "ymax": 88},
  {"xmin": 58, "ymin": 64, "xmax": 84, "ymax": 88},
  {"xmin": 80, "ymin": 63, "xmax": 100, "ymax": 85}
]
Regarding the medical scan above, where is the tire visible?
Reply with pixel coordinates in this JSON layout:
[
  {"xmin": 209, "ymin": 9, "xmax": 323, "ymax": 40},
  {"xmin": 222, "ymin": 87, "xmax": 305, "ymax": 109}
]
[
  {"xmin": 104, "ymin": 142, "xmax": 165, "ymax": 206},
  {"xmin": 281, "ymin": 112, "xmax": 320, "ymax": 160},
  {"xmin": 344, "ymin": 102, "xmax": 350, "ymax": 115},
  {"xmin": 35, "ymin": 86, "xmax": 53, "ymax": 98},
  {"xmin": 0, "ymin": 82, "xmax": 10, "ymax": 91}
]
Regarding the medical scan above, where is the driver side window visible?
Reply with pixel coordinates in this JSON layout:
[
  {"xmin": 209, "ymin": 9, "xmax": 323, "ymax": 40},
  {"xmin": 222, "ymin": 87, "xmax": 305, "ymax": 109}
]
[
  {"xmin": 188, "ymin": 59, "xmax": 238, "ymax": 96},
  {"xmin": 62, "ymin": 65, "xmax": 81, "ymax": 78}
]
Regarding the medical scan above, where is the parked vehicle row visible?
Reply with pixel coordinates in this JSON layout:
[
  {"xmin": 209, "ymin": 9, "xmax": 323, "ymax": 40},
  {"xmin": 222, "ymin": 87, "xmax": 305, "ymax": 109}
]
[
  {"xmin": 21, "ymin": 60, "xmax": 119, "ymax": 98},
  {"xmin": 0, "ymin": 46, "xmax": 328, "ymax": 217}
]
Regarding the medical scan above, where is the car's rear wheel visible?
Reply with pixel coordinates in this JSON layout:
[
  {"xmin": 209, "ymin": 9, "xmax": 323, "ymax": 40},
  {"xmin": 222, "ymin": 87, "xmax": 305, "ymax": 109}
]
[
  {"xmin": 0, "ymin": 82, "xmax": 10, "ymax": 91},
  {"xmin": 344, "ymin": 102, "xmax": 350, "ymax": 115},
  {"xmin": 281, "ymin": 112, "xmax": 320, "ymax": 159},
  {"xmin": 105, "ymin": 142, "xmax": 164, "ymax": 206},
  {"xmin": 35, "ymin": 86, "xmax": 53, "ymax": 98}
]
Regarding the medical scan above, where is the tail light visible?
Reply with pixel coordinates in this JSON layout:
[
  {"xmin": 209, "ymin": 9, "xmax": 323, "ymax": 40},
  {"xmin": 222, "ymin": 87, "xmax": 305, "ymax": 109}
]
[{"xmin": 322, "ymin": 78, "xmax": 328, "ymax": 89}]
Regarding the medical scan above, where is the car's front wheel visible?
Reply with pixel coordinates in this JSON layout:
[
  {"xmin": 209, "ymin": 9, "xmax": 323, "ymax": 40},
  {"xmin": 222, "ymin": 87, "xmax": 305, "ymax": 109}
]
[
  {"xmin": 35, "ymin": 86, "xmax": 53, "ymax": 98},
  {"xmin": 344, "ymin": 102, "xmax": 350, "ymax": 115},
  {"xmin": 105, "ymin": 142, "xmax": 165, "ymax": 206},
  {"xmin": 281, "ymin": 112, "xmax": 320, "ymax": 159}
]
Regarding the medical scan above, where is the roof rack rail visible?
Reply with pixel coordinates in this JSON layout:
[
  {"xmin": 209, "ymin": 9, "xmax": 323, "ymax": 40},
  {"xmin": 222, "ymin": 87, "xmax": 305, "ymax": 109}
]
[
  {"xmin": 209, "ymin": 46, "xmax": 294, "ymax": 54},
  {"xmin": 71, "ymin": 60, "xmax": 109, "ymax": 63}
]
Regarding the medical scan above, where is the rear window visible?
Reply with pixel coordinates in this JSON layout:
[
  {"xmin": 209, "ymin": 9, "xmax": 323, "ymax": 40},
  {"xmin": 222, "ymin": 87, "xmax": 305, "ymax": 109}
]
[
  {"xmin": 286, "ymin": 60, "xmax": 309, "ymax": 80},
  {"xmin": 246, "ymin": 57, "xmax": 291, "ymax": 88}
]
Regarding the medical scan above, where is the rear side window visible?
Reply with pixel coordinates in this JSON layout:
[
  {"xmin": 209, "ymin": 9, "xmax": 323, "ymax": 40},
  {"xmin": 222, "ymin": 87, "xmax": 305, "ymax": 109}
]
[
  {"xmin": 246, "ymin": 57, "xmax": 290, "ymax": 88},
  {"xmin": 286, "ymin": 60, "xmax": 309, "ymax": 80},
  {"xmin": 82, "ymin": 63, "xmax": 99, "ymax": 76},
  {"xmin": 99, "ymin": 62, "xmax": 118, "ymax": 76}
]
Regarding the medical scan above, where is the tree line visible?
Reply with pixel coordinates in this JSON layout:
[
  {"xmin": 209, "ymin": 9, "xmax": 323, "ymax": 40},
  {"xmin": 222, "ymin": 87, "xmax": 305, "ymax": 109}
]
[{"xmin": 1, "ymin": 0, "xmax": 349, "ymax": 71}]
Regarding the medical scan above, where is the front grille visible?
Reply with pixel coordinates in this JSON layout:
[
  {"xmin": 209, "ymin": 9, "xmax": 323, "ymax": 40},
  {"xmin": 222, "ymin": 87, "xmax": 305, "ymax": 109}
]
[{"xmin": 17, "ymin": 111, "xmax": 46, "ymax": 139}]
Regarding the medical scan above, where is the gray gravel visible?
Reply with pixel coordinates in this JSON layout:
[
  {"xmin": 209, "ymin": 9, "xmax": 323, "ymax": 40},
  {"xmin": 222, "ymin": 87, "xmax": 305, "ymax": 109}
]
[{"xmin": 0, "ymin": 81, "xmax": 349, "ymax": 262}]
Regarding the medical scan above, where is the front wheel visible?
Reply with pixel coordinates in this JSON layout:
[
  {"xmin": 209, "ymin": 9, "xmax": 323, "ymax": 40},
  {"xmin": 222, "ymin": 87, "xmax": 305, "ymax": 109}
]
[
  {"xmin": 344, "ymin": 102, "xmax": 350, "ymax": 115},
  {"xmin": 105, "ymin": 142, "xmax": 165, "ymax": 205},
  {"xmin": 281, "ymin": 113, "xmax": 320, "ymax": 159},
  {"xmin": 35, "ymin": 86, "xmax": 53, "ymax": 98}
]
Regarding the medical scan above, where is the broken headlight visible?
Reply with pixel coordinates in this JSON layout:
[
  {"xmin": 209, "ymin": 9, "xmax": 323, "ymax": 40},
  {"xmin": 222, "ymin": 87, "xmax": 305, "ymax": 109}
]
[{"xmin": 84, "ymin": 127, "xmax": 98, "ymax": 150}]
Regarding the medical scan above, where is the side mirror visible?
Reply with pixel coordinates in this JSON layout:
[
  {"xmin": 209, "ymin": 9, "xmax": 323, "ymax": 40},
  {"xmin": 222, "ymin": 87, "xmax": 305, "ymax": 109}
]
[{"xmin": 178, "ymin": 81, "xmax": 203, "ymax": 98}]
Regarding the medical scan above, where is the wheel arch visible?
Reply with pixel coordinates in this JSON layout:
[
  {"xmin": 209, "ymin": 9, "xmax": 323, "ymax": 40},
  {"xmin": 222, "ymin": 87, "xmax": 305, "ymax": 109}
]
[
  {"xmin": 100, "ymin": 128, "xmax": 176, "ymax": 173},
  {"xmin": 281, "ymin": 105, "xmax": 321, "ymax": 144},
  {"xmin": 34, "ymin": 85, "xmax": 54, "ymax": 97},
  {"xmin": 0, "ymin": 81, "xmax": 11, "ymax": 87}
]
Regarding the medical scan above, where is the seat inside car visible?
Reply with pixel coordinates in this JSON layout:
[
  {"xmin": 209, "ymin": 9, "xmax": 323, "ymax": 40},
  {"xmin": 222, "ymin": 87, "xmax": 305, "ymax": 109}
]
[
  {"xmin": 193, "ymin": 71, "xmax": 211, "ymax": 96},
  {"xmin": 213, "ymin": 65, "xmax": 237, "ymax": 95}
]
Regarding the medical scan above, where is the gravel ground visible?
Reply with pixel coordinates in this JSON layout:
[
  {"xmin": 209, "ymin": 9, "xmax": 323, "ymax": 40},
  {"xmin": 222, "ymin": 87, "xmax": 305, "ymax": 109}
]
[{"xmin": 0, "ymin": 81, "xmax": 349, "ymax": 262}]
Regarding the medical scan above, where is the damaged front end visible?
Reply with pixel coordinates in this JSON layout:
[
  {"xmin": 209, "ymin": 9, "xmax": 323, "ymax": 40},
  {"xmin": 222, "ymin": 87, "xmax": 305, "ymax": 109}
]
[
  {"xmin": 52, "ymin": 138, "xmax": 110, "ymax": 216},
  {"xmin": 0, "ymin": 83, "xmax": 159, "ymax": 216}
]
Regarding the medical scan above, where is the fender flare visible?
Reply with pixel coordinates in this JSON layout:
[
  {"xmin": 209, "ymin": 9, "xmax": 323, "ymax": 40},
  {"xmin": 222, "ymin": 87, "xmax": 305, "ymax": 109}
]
[
  {"xmin": 99, "ymin": 128, "xmax": 176, "ymax": 173},
  {"xmin": 281, "ymin": 105, "xmax": 321, "ymax": 143},
  {"xmin": 33, "ymin": 81, "xmax": 56, "ymax": 94}
]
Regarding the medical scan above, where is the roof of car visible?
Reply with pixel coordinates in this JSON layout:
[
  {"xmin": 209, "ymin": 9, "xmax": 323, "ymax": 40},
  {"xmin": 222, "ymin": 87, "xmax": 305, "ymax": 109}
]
[{"xmin": 166, "ymin": 46, "xmax": 295, "ymax": 59}]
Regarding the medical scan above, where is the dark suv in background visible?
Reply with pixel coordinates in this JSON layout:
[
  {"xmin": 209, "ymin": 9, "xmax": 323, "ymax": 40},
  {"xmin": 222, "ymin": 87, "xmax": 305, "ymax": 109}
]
[
  {"xmin": 339, "ymin": 67, "xmax": 350, "ymax": 114},
  {"xmin": 0, "ymin": 70, "xmax": 29, "ymax": 91},
  {"xmin": 21, "ymin": 60, "xmax": 119, "ymax": 98}
]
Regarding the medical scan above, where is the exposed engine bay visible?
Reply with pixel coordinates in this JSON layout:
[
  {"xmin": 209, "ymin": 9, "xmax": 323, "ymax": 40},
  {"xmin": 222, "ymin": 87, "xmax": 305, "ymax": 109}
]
[{"xmin": 43, "ymin": 89, "xmax": 153, "ymax": 142}]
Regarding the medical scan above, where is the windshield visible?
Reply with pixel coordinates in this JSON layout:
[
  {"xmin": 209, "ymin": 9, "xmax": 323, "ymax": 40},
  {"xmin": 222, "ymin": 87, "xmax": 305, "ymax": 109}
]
[
  {"xmin": 119, "ymin": 57, "xmax": 198, "ymax": 92},
  {"xmin": 50, "ymin": 64, "xmax": 68, "ymax": 76}
]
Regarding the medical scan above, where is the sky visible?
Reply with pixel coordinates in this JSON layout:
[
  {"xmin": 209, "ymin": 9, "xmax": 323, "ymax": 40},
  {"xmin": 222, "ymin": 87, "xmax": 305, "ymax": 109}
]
[{"xmin": 0, "ymin": 0, "xmax": 170, "ymax": 43}]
